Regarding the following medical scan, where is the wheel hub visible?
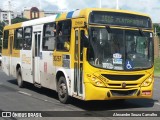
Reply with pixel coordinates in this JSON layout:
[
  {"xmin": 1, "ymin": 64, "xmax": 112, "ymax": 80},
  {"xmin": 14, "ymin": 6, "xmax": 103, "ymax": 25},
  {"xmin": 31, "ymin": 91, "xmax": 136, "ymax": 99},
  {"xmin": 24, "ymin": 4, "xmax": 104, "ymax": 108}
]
[{"xmin": 59, "ymin": 83, "xmax": 67, "ymax": 98}]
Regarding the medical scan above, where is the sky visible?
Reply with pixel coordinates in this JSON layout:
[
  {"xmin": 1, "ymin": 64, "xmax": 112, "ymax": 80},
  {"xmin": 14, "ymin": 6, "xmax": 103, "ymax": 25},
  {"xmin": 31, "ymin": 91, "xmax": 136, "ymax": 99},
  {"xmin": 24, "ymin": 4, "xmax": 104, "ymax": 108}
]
[{"xmin": 0, "ymin": 0, "xmax": 160, "ymax": 23}]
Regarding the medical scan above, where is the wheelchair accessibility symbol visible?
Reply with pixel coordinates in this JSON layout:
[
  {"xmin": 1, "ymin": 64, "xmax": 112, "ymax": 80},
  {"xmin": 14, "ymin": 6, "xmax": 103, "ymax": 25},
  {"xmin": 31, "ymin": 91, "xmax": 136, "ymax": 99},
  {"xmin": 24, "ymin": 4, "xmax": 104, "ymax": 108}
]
[{"xmin": 126, "ymin": 60, "xmax": 133, "ymax": 70}]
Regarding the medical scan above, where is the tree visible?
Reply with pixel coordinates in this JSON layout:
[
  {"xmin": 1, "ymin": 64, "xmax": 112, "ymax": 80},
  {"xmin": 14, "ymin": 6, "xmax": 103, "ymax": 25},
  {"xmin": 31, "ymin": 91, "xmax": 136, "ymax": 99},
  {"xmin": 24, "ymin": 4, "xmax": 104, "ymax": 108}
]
[
  {"xmin": 11, "ymin": 17, "xmax": 29, "ymax": 24},
  {"xmin": 0, "ymin": 22, "xmax": 5, "ymax": 52},
  {"xmin": 0, "ymin": 21, "xmax": 5, "ymax": 34},
  {"xmin": 153, "ymin": 23, "xmax": 160, "ymax": 36},
  {"xmin": 0, "ymin": 17, "xmax": 28, "ymax": 52}
]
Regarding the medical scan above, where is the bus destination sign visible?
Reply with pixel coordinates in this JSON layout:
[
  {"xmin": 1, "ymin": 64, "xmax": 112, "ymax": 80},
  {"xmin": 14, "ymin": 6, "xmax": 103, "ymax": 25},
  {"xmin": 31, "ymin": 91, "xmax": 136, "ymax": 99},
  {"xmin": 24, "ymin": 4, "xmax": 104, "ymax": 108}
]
[{"xmin": 89, "ymin": 11, "xmax": 152, "ymax": 29}]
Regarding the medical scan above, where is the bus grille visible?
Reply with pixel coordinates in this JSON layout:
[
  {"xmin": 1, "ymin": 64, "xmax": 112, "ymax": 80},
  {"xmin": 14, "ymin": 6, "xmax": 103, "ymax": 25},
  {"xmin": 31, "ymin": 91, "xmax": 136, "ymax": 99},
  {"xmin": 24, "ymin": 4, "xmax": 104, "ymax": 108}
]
[
  {"xmin": 108, "ymin": 84, "xmax": 138, "ymax": 88},
  {"xmin": 102, "ymin": 74, "xmax": 144, "ymax": 81},
  {"xmin": 110, "ymin": 89, "xmax": 137, "ymax": 96}
]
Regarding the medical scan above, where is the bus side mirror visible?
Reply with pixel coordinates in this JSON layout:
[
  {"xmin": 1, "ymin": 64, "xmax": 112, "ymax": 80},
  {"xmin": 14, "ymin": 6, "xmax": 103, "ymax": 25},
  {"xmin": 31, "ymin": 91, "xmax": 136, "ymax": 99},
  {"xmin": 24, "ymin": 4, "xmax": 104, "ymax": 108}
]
[{"xmin": 81, "ymin": 30, "xmax": 89, "ymax": 48}]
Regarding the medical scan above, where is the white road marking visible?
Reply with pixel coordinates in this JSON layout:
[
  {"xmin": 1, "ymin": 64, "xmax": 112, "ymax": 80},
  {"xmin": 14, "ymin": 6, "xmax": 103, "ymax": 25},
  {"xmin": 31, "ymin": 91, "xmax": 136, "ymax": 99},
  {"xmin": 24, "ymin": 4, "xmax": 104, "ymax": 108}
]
[
  {"xmin": 18, "ymin": 91, "xmax": 53, "ymax": 103},
  {"xmin": 155, "ymin": 102, "xmax": 160, "ymax": 106},
  {"xmin": 18, "ymin": 91, "xmax": 32, "ymax": 96}
]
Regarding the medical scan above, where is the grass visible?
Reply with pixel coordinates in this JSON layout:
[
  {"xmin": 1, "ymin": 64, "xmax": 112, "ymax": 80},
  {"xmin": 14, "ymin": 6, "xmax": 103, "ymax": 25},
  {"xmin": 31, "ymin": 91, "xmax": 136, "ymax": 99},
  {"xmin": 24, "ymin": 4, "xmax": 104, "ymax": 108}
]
[{"xmin": 154, "ymin": 57, "xmax": 160, "ymax": 77}]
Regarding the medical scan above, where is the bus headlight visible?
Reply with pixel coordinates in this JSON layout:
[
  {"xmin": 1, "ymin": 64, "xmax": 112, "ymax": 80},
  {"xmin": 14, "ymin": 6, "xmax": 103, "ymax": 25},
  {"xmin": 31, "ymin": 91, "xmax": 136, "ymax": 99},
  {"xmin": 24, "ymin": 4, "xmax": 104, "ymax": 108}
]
[
  {"xmin": 141, "ymin": 75, "xmax": 153, "ymax": 87},
  {"xmin": 87, "ymin": 74, "xmax": 105, "ymax": 87}
]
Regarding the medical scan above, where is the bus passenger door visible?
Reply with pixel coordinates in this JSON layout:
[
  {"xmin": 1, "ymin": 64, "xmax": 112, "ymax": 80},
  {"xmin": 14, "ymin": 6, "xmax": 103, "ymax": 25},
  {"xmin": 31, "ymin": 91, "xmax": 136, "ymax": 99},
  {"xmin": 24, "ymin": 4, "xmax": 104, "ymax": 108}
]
[
  {"xmin": 33, "ymin": 32, "xmax": 41, "ymax": 84},
  {"xmin": 74, "ymin": 28, "xmax": 84, "ymax": 96}
]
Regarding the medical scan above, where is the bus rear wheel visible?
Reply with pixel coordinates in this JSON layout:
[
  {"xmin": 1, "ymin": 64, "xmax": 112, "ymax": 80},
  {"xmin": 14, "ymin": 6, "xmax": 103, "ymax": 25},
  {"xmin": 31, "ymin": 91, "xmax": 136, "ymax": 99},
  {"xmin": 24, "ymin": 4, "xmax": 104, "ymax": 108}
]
[
  {"xmin": 57, "ymin": 76, "xmax": 70, "ymax": 104},
  {"xmin": 16, "ymin": 68, "xmax": 24, "ymax": 88}
]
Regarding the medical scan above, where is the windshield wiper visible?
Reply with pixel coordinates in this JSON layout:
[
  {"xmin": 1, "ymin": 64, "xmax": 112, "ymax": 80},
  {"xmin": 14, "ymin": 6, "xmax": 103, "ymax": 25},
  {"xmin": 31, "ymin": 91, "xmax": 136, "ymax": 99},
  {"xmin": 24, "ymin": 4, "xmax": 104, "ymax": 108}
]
[{"xmin": 139, "ymin": 28, "xmax": 145, "ymax": 36}]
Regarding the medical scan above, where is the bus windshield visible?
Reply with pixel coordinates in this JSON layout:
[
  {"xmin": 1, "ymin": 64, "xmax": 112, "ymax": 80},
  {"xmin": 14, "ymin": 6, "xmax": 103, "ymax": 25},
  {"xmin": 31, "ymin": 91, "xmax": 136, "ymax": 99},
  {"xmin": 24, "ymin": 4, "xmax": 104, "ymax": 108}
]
[{"xmin": 88, "ymin": 27, "xmax": 153, "ymax": 70}]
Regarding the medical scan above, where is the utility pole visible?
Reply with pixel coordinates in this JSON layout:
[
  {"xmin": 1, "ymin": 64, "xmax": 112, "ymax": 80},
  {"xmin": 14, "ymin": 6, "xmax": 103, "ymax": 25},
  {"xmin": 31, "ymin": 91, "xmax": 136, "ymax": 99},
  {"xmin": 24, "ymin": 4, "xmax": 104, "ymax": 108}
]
[
  {"xmin": 116, "ymin": 0, "xmax": 119, "ymax": 10},
  {"xmin": 155, "ymin": 27, "xmax": 157, "ymax": 36},
  {"xmin": 8, "ymin": 0, "xmax": 11, "ymax": 25},
  {"xmin": 99, "ymin": 0, "xmax": 102, "ymax": 8},
  {"xmin": 38, "ymin": 0, "xmax": 42, "ymax": 10}
]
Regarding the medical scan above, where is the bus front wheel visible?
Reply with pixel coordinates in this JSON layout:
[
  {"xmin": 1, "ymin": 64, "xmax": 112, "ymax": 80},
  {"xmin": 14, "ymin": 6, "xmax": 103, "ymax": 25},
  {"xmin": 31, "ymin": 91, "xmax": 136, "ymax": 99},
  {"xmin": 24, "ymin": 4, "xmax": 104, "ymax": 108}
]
[
  {"xmin": 57, "ymin": 76, "xmax": 70, "ymax": 104},
  {"xmin": 16, "ymin": 68, "xmax": 24, "ymax": 88}
]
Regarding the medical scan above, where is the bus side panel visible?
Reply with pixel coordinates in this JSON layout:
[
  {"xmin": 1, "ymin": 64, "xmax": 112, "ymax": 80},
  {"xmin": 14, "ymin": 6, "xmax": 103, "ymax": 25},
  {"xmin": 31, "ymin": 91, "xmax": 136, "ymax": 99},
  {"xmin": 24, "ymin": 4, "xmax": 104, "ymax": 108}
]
[
  {"xmin": 2, "ymin": 32, "xmax": 11, "ymax": 76},
  {"xmin": 11, "ymin": 57, "xmax": 21, "ymax": 78},
  {"xmin": 40, "ymin": 51, "xmax": 56, "ymax": 90},
  {"xmin": 21, "ymin": 50, "xmax": 33, "ymax": 84},
  {"xmin": 11, "ymin": 48, "xmax": 20, "ymax": 75},
  {"xmin": 2, "ymin": 55, "xmax": 10, "ymax": 76},
  {"xmin": 55, "ymin": 67, "xmax": 72, "ymax": 95},
  {"xmin": 53, "ymin": 51, "xmax": 73, "ymax": 96}
]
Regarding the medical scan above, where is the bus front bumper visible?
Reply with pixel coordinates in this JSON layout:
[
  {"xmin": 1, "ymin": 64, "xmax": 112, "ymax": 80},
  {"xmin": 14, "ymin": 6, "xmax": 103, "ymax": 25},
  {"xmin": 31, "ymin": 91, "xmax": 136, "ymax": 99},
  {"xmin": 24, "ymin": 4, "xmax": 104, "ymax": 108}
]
[{"xmin": 84, "ymin": 82, "xmax": 153, "ymax": 101}]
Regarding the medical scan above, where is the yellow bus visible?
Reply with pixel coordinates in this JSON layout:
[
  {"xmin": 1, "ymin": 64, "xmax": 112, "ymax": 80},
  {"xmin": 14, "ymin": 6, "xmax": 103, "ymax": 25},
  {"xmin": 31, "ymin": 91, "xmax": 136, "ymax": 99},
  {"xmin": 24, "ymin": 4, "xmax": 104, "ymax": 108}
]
[{"xmin": 2, "ymin": 8, "xmax": 154, "ymax": 103}]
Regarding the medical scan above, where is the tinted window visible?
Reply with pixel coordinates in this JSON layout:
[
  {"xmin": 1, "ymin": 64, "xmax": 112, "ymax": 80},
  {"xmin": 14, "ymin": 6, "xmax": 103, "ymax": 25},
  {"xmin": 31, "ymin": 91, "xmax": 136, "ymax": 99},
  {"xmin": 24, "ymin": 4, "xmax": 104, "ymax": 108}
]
[
  {"xmin": 14, "ymin": 28, "xmax": 23, "ymax": 50},
  {"xmin": 23, "ymin": 27, "xmax": 32, "ymax": 50},
  {"xmin": 56, "ymin": 20, "xmax": 71, "ymax": 51},
  {"xmin": 3, "ymin": 30, "xmax": 9, "ymax": 49},
  {"xmin": 88, "ymin": 27, "xmax": 153, "ymax": 70},
  {"xmin": 43, "ymin": 23, "xmax": 56, "ymax": 51}
]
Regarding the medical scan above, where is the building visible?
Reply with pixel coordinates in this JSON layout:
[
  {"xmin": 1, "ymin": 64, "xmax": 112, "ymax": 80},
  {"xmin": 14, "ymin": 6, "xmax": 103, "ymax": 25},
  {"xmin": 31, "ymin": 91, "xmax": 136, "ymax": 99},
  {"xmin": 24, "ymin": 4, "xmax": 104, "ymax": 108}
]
[
  {"xmin": 23, "ymin": 7, "xmax": 64, "ymax": 19},
  {"xmin": 23, "ymin": 7, "xmax": 45, "ymax": 19},
  {"xmin": 0, "ymin": 9, "xmax": 15, "ymax": 24}
]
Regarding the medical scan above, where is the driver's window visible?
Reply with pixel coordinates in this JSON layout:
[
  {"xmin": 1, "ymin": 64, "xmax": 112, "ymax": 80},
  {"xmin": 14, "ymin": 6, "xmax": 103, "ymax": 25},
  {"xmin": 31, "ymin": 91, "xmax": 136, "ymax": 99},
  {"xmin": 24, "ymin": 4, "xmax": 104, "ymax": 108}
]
[
  {"xmin": 56, "ymin": 20, "xmax": 71, "ymax": 51},
  {"xmin": 14, "ymin": 28, "xmax": 23, "ymax": 50},
  {"xmin": 136, "ymin": 37, "xmax": 148, "ymax": 55}
]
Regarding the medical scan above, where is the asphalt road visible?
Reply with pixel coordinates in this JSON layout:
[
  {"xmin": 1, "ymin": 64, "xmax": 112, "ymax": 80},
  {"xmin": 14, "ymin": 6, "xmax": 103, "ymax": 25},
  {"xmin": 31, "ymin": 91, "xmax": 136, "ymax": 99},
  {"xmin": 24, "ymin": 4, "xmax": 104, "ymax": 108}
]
[{"xmin": 0, "ymin": 66, "xmax": 160, "ymax": 120}]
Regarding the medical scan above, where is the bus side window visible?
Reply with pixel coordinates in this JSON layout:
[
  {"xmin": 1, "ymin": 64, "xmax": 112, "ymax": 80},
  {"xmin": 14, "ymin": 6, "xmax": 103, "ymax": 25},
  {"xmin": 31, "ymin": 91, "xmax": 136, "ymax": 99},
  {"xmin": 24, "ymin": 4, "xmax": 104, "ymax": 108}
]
[
  {"xmin": 42, "ymin": 22, "xmax": 56, "ymax": 51},
  {"xmin": 3, "ymin": 30, "xmax": 9, "ymax": 49},
  {"xmin": 56, "ymin": 20, "xmax": 71, "ymax": 51},
  {"xmin": 14, "ymin": 28, "xmax": 23, "ymax": 50},
  {"xmin": 23, "ymin": 27, "xmax": 32, "ymax": 50}
]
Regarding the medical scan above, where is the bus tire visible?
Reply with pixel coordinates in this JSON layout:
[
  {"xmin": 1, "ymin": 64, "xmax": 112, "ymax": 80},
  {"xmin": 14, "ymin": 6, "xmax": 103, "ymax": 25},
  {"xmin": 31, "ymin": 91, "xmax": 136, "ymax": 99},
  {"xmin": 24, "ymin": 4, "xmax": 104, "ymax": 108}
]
[
  {"xmin": 16, "ymin": 68, "xmax": 24, "ymax": 88},
  {"xmin": 57, "ymin": 76, "xmax": 70, "ymax": 104}
]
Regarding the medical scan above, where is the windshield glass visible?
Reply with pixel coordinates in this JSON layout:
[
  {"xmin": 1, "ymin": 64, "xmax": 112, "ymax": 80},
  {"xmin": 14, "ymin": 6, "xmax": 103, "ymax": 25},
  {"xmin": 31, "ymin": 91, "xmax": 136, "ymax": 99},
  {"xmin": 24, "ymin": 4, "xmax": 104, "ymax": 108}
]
[{"xmin": 88, "ymin": 27, "xmax": 153, "ymax": 70}]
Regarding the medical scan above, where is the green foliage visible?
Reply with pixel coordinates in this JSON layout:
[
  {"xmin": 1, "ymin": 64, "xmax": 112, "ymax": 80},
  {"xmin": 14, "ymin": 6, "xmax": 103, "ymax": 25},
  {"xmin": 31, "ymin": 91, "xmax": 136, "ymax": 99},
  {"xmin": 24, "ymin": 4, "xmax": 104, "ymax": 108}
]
[
  {"xmin": 11, "ymin": 17, "xmax": 29, "ymax": 24},
  {"xmin": 0, "ymin": 40, "xmax": 1, "ymax": 52},
  {"xmin": 153, "ymin": 23, "xmax": 160, "ymax": 36},
  {"xmin": 0, "ymin": 22, "xmax": 5, "ymax": 35},
  {"xmin": 0, "ymin": 22, "xmax": 5, "ymax": 51},
  {"xmin": 154, "ymin": 57, "xmax": 160, "ymax": 76}
]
